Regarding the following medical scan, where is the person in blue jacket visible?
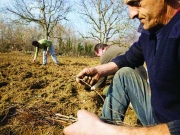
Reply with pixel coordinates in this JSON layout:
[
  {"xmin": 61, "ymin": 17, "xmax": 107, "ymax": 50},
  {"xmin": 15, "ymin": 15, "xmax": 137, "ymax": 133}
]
[{"xmin": 64, "ymin": 0, "xmax": 180, "ymax": 134}]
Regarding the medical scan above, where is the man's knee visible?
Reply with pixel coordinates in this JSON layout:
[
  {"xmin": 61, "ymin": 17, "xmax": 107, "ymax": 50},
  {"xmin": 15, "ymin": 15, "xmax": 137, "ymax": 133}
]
[
  {"xmin": 113, "ymin": 67, "xmax": 143, "ymax": 87},
  {"xmin": 114, "ymin": 67, "xmax": 135, "ymax": 78}
]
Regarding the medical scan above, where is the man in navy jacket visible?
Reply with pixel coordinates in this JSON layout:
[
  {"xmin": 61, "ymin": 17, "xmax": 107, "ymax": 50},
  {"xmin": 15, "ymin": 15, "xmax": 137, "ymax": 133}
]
[{"xmin": 64, "ymin": 0, "xmax": 180, "ymax": 134}]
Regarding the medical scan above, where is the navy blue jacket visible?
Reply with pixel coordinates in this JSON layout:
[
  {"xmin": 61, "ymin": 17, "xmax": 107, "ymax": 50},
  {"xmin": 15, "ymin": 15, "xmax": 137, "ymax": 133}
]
[{"xmin": 112, "ymin": 11, "xmax": 180, "ymax": 134}]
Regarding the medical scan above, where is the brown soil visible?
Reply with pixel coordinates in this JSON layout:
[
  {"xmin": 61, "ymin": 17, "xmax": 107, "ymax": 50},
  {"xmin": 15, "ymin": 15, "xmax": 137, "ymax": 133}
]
[{"xmin": 0, "ymin": 52, "xmax": 137, "ymax": 135}]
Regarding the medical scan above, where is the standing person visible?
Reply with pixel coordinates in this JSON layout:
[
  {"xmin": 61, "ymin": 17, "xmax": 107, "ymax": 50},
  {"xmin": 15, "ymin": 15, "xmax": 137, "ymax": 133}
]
[
  {"xmin": 32, "ymin": 39, "xmax": 59, "ymax": 65},
  {"xmin": 64, "ymin": 0, "xmax": 180, "ymax": 135},
  {"xmin": 92, "ymin": 43, "xmax": 147, "ymax": 96}
]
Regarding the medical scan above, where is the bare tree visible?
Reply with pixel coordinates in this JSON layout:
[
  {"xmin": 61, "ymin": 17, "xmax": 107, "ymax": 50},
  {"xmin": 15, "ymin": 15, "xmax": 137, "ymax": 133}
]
[
  {"xmin": 113, "ymin": 18, "xmax": 140, "ymax": 47},
  {"xmin": 77, "ymin": 0, "xmax": 135, "ymax": 44},
  {"xmin": 3, "ymin": 0, "xmax": 72, "ymax": 39}
]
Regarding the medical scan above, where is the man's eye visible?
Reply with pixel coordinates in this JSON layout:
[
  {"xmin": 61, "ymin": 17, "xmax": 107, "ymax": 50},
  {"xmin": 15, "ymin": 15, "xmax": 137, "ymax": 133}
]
[{"xmin": 128, "ymin": 1, "xmax": 140, "ymax": 7}]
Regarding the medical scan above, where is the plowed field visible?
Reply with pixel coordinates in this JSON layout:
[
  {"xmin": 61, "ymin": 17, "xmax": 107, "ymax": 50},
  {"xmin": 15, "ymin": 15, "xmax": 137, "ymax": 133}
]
[{"xmin": 0, "ymin": 52, "xmax": 137, "ymax": 135}]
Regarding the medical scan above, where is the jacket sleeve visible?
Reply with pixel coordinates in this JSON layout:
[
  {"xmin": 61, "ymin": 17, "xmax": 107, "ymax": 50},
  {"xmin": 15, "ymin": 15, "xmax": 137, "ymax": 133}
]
[
  {"xmin": 167, "ymin": 120, "xmax": 180, "ymax": 135},
  {"xmin": 111, "ymin": 41, "xmax": 145, "ymax": 69}
]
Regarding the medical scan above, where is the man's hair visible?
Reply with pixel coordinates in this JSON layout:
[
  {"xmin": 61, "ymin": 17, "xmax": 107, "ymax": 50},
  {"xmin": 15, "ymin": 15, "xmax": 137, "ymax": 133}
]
[
  {"xmin": 94, "ymin": 43, "xmax": 108, "ymax": 52},
  {"xmin": 32, "ymin": 41, "xmax": 39, "ymax": 47}
]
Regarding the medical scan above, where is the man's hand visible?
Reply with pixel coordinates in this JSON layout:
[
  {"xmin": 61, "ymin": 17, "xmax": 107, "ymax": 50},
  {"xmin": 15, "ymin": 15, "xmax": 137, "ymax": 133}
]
[
  {"xmin": 76, "ymin": 67, "xmax": 100, "ymax": 87},
  {"xmin": 76, "ymin": 62, "xmax": 119, "ymax": 88},
  {"xmin": 63, "ymin": 110, "xmax": 171, "ymax": 135},
  {"xmin": 63, "ymin": 110, "xmax": 103, "ymax": 135}
]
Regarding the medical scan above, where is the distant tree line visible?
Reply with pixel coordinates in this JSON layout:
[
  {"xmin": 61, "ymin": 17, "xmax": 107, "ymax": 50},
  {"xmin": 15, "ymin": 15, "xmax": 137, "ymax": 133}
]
[{"xmin": 0, "ymin": 20, "xmax": 95, "ymax": 56}]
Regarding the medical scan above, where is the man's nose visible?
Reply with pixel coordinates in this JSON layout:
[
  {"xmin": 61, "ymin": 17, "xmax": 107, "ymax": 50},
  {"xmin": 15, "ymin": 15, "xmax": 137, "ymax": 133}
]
[{"xmin": 128, "ymin": 6, "xmax": 139, "ymax": 19}]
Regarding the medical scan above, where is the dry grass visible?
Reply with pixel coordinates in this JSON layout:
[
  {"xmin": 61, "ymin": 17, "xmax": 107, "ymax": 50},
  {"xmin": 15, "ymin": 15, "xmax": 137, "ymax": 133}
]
[{"xmin": 0, "ymin": 52, "xmax": 137, "ymax": 135}]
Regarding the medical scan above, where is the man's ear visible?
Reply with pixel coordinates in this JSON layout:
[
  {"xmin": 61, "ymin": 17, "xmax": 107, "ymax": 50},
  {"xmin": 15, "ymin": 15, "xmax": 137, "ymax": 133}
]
[
  {"xmin": 95, "ymin": 51, "xmax": 99, "ymax": 55},
  {"xmin": 102, "ymin": 47, "xmax": 106, "ymax": 53}
]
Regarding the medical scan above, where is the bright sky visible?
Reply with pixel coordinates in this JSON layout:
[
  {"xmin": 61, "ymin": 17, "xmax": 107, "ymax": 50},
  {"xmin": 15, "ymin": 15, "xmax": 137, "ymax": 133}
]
[{"xmin": 0, "ymin": 0, "xmax": 90, "ymax": 36}]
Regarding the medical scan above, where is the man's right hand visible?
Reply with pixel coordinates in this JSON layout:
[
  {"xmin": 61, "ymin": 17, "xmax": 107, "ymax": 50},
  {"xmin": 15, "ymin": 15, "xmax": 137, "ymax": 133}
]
[{"xmin": 76, "ymin": 67, "xmax": 100, "ymax": 87}]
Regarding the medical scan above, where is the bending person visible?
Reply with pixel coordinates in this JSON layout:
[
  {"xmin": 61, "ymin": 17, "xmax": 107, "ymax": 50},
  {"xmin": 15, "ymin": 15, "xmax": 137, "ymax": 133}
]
[{"xmin": 32, "ymin": 39, "xmax": 59, "ymax": 65}]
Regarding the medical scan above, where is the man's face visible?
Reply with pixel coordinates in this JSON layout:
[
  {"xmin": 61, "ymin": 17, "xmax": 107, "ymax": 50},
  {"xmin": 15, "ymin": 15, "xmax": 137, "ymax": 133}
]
[
  {"xmin": 124, "ymin": 0, "xmax": 166, "ymax": 30},
  {"xmin": 95, "ymin": 49, "xmax": 104, "ymax": 57}
]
